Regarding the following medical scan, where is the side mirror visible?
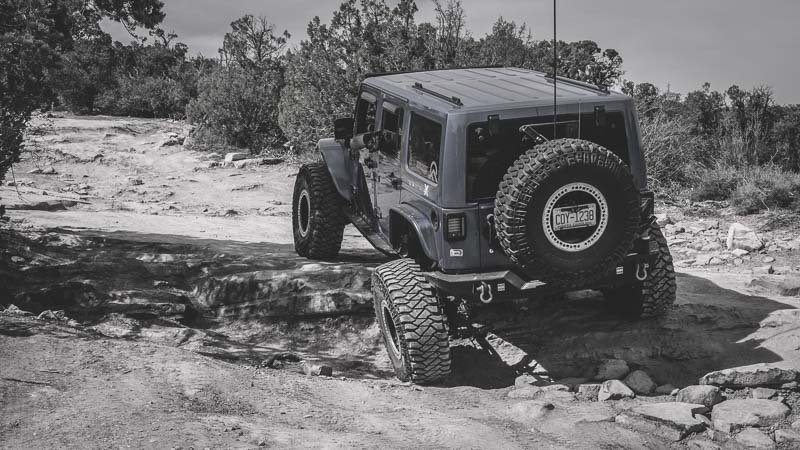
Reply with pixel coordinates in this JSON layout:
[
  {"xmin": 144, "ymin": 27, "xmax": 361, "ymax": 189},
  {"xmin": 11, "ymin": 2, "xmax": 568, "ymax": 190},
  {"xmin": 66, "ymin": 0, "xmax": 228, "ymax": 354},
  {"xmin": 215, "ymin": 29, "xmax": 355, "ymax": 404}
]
[{"xmin": 334, "ymin": 117, "xmax": 354, "ymax": 140}]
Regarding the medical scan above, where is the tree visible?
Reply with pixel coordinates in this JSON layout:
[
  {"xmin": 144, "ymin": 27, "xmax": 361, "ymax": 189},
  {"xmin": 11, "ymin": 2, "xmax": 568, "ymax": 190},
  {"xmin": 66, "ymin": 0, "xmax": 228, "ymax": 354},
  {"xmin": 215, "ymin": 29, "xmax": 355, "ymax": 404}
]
[
  {"xmin": 188, "ymin": 16, "xmax": 288, "ymax": 151},
  {"xmin": 221, "ymin": 15, "xmax": 290, "ymax": 72},
  {"xmin": 0, "ymin": 0, "xmax": 164, "ymax": 182}
]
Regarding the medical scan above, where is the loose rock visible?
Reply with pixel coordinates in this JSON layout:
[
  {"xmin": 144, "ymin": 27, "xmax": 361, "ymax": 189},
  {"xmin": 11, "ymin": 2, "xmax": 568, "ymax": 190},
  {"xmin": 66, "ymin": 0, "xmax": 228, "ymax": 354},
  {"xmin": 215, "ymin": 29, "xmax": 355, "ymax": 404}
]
[
  {"xmin": 594, "ymin": 359, "xmax": 629, "ymax": 381},
  {"xmin": 623, "ymin": 370, "xmax": 657, "ymax": 395},
  {"xmin": 598, "ymin": 380, "xmax": 635, "ymax": 401},
  {"xmin": 301, "ymin": 362, "xmax": 333, "ymax": 377},
  {"xmin": 700, "ymin": 363, "xmax": 800, "ymax": 388},
  {"xmin": 775, "ymin": 428, "xmax": 800, "ymax": 445},
  {"xmin": 577, "ymin": 383, "xmax": 601, "ymax": 400},
  {"xmin": 751, "ymin": 387, "xmax": 777, "ymax": 399},
  {"xmin": 733, "ymin": 428, "xmax": 775, "ymax": 449},
  {"xmin": 726, "ymin": 223, "xmax": 764, "ymax": 252},
  {"xmin": 676, "ymin": 385, "xmax": 724, "ymax": 408},
  {"xmin": 615, "ymin": 402, "xmax": 708, "ymax": 441},
  {"xmin": 711, "ymin": 399, "xmax": 789, "ymax": 432}
]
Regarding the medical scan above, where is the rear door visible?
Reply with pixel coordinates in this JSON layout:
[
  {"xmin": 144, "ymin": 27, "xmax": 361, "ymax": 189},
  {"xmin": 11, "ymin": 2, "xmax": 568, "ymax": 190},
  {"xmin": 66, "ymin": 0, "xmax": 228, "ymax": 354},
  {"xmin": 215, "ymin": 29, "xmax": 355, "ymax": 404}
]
[{"xmin": 374, "ymin": 101, "xmax": 404, "ymax": 232}]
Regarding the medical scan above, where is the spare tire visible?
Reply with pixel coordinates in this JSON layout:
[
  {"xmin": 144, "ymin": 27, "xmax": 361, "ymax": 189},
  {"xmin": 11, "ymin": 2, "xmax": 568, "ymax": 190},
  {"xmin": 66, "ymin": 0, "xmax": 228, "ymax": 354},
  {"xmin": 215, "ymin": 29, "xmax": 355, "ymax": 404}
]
[{"xmin": 494, "ymin": 138, "xmax": 640, "ymax": 284}]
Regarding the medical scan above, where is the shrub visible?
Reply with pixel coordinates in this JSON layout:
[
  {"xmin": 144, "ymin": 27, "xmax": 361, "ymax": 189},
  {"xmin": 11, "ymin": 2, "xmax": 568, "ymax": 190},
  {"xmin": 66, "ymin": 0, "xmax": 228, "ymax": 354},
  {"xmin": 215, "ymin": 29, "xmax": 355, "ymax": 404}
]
[
  {"xmin": 690, "ymin": 166, "xmax": 739, "ymax": 202},
  {"xmin": 187, "ymin": 66, "xmax": 284, "ymax": 152},
  {"xmin": 693, "ymin": 165, "xmax": 800, "ymax": 214},
  {"xmin": 97, "ymin": 76, "xmax": 190, "ymax": 118}
]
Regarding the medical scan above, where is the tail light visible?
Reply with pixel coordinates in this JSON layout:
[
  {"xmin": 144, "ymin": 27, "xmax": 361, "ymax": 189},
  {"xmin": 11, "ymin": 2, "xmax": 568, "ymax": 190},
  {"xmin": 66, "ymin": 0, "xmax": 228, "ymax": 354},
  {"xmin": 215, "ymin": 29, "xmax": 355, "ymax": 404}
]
[{"xmin": 445, "ymin": 213, "xmax": 466, "ymax": 241}]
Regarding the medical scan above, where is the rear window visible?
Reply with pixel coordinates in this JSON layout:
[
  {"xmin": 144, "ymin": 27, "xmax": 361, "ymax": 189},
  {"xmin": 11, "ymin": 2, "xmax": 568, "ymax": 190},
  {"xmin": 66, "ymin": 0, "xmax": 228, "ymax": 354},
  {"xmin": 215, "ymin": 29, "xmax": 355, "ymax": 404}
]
[
  {"xmin": 466, "ymin": 111, "xmax": 629, "ymax": 201},
  {"xmin": 408, "ymin": 113, "xmax": 442, "ymax": 183}
]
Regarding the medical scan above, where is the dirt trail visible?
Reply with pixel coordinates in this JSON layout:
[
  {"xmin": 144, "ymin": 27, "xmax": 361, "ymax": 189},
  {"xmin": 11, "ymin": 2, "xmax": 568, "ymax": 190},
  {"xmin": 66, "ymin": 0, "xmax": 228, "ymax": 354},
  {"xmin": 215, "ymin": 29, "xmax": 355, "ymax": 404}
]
[{"xmin": 3, "ymin": 115, "xmax": 800, "ymax": 448}]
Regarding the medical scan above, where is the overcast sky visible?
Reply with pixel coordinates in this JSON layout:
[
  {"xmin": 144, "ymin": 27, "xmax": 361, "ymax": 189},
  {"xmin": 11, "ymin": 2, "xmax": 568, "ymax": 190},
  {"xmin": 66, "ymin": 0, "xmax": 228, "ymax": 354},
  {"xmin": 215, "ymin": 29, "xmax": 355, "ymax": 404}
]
[{"xmin": 104, "ymin": 0, "xmax": 800, "ymax": 103}]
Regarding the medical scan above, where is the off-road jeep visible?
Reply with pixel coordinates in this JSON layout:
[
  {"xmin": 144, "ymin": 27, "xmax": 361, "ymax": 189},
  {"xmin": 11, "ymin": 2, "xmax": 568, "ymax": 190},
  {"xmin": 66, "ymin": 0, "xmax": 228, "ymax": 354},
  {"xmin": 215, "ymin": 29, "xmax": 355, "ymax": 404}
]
[{"xmin": 292, "ymin": 67, "xmax": 676, "ymax": 384}]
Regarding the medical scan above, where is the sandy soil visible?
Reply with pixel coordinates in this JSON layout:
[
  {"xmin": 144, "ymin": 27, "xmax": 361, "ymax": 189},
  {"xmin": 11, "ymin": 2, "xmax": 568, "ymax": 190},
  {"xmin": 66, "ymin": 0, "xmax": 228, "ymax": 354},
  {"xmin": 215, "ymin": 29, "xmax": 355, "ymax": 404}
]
[{"xmin": 3, "ymin": 114, "xmax": 800, "ymax": 449}]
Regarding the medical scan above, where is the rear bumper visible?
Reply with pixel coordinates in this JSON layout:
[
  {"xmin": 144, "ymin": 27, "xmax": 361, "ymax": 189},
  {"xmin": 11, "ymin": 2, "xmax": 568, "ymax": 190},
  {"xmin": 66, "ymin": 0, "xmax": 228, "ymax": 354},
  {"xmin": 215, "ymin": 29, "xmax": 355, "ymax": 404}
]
[
  {"xmin": 425, "ymin": 249, "xmax": 654, "ymax": 304},
  {"xmin": 425, "ymin": 192, "xmax": 659, "ymax": 304}
]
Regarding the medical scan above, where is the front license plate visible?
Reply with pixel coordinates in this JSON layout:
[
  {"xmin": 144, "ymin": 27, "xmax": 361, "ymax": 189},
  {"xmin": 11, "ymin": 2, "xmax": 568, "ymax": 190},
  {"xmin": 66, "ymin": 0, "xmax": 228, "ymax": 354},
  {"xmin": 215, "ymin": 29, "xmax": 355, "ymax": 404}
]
[{"xmin": 552, "ymin": 203, "xmax": 597, "ymax": 231}]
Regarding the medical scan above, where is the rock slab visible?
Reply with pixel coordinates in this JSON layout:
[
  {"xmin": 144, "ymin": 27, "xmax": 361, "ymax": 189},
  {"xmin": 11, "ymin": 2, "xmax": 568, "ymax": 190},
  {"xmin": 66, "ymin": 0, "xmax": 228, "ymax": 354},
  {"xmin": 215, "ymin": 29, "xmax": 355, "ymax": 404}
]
[
  {"xmin": 615, "ymin": 402, "xmax": 709, "ymax": 441},
  {"xmin": 711, "ymin": 399, "xmax": 790, "ymax": 433},
  {"xmin": 700, "ymin": 363, "xmax": 800, "ymax": 388}
]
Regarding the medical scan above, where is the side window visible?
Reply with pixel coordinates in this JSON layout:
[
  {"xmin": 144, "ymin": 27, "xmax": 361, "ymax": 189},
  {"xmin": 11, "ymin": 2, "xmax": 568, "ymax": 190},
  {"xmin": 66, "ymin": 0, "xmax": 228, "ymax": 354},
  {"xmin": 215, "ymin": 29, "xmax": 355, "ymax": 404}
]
[
  {"xmin": 408, "ymin": 112, "xmax": 442, "ymax": 183},
  {"xmin": 380, "ymin": 103, "xmax": 403, "ymax": 157},
  {"xmin": 354, "ymin": 92, "xmax": 377, "ymax": 134}
]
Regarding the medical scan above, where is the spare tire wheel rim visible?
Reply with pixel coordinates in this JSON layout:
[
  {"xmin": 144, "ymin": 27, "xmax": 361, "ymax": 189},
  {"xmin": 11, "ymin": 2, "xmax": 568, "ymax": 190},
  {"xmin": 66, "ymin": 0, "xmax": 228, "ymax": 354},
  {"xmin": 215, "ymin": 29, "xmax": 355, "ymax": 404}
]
[
  {"xmin": 297, "ymin": 189, "xmax": 311, "ymax": 237},
  {"xmin": 542, "ymin": 182, "xmax": 609, "ymax": 252}
]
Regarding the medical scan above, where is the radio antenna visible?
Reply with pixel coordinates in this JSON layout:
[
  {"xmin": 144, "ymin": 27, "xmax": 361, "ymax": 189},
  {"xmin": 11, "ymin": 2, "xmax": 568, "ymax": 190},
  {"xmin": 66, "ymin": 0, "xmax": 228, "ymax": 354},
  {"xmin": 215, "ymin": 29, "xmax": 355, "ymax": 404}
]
[{"xmin": 553, "ymin": 0, "xmax": 557, "ymax": 139}]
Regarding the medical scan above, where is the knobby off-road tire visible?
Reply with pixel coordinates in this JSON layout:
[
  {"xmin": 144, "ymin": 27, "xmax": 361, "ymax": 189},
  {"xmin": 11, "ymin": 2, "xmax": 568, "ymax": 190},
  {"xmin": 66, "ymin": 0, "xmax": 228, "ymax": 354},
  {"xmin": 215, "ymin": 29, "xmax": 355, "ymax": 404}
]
[
  {"xmin": 372, "ymin": 258, "xmax": 451, "ymax": 384},
  {"xmin": 494, "ymin": 139, "xmax": 640, "ymax": 284},
  {"xmin": 604, "ymin": 222, "xmax": 677, "ymax": 318},
  {"xmin": 292, "ymin": 163, "xmax": 347, "ymax": 260}
]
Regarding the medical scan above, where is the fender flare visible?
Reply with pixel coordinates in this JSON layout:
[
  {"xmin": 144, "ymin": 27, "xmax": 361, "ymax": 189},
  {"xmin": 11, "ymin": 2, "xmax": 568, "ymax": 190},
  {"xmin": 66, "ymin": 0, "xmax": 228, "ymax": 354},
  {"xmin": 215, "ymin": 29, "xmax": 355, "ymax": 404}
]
[
  {"xmin": 389, "ymin": 203, "xmax": 439, "ymax": 263},
  {"xmin": 318, "ymin": 138, "xmax": 352, "ymax": 202}
]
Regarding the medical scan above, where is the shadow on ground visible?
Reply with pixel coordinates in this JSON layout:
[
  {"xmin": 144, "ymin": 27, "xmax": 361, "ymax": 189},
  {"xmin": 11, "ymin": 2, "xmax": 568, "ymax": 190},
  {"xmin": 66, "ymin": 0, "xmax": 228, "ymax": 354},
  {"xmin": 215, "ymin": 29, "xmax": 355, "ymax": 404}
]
[
  {"xmin": 446, "ymin": 272, "xmax": 792, "ymax": 389},
  {"xmin": 2, "ymin": 225, "xmax": 797, "ymax": 389}
]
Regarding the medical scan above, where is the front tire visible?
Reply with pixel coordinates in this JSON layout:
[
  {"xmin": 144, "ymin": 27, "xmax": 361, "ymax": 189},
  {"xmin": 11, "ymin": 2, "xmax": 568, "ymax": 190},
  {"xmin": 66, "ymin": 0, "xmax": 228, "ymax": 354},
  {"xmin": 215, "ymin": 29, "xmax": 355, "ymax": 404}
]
[
  {"xmin": 292, "ymin": 163, "xmax": 347, "ymax": 259},
  {"xmin": 372, "ymin": 259, "xmax": 451, "ymax": 384},
  {"xmin": 603, "ymin": 222, "xmax": 677, "ymax": 318}
]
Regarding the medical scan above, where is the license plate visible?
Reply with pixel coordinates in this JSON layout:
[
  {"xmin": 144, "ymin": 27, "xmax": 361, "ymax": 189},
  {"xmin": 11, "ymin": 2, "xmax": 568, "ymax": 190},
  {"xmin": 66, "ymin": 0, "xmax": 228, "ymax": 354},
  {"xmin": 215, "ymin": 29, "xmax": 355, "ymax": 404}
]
[{"xmin": 552, "ymin": 204, "xmax": 597, "ymax": 231}]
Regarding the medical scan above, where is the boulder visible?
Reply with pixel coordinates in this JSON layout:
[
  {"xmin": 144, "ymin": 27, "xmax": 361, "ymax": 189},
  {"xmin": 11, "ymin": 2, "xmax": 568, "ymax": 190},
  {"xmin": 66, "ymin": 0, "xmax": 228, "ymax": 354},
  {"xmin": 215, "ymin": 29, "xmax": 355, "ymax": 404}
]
[
  {"xmin": 700, "ymin": 363, "xmax": 800, "ymax": 388},
  {"xmin": 594, "ymin": 359, "xmax": 629, "ymax": 380},
  {"xmin": 598, "ymin": 380, "xmax": 635, "ymax": 401},
  {"xmin": 676, "ymin": 385, "xmax": 724, "ymax": 408},
  {"xmin": 615, "ymin": 402, "xmax": 708, "ymax": 441},
  {"xmin": 733, "ymin": 428, "xmax": 775, "ymax": 449},
  {"xmin": 731, "ymin": 248, "xmax": 749, "ymax": 257},
  {"xmin": 623, "ymin": 370, "xmax": 657, "ymax": 395},
  {"xmin": 775, "ymin": 428, "xmax": 800, "ymax": 445},
  {"xmin": 711, "ymin": 399, "xmax": 790, "ymax": 433},
  {"xmin": 726, "ymin": 223, "xmax": 764, "ymax": 252}
]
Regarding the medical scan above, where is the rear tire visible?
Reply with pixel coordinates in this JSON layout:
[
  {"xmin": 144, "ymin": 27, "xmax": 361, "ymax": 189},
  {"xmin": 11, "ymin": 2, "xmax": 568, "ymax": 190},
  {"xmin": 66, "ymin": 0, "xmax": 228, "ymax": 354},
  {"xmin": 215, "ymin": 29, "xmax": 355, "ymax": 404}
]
[
  {"xmin": 372, "ymin": 258, "xmax": 451, "ymax": 384},
  {"xmin": 603, "ymin": 222, "xmax": 676, "ymax": 318},
  {"xmin": 292, "ymin": 163, "xmax": 347, "ymax": 259}
]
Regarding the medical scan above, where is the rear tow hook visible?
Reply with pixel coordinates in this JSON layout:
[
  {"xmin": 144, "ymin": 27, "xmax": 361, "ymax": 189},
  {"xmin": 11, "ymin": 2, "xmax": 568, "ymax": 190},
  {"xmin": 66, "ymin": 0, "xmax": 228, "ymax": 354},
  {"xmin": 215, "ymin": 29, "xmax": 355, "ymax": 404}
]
[
  {"xmin": 477, "ymin": 282, "xmax": 493, "ymax": 304},
  {"xmin": 636, "ymin": 262, "xmax": 650, "ymax": 281}
]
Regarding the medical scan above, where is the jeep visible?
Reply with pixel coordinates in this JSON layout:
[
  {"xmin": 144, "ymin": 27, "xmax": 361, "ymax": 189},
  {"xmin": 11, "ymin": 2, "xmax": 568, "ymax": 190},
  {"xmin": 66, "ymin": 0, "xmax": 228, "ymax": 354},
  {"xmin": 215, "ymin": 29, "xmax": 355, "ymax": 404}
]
[{"xmin": 291, "ymin": 67, "xmax": 676, "ymax": 384}]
